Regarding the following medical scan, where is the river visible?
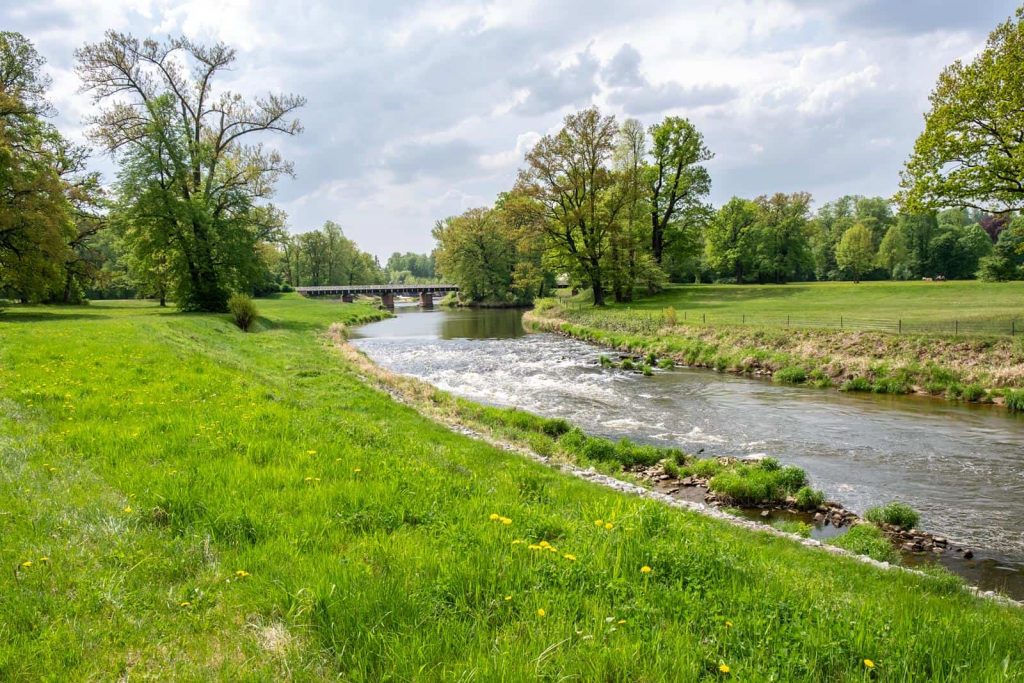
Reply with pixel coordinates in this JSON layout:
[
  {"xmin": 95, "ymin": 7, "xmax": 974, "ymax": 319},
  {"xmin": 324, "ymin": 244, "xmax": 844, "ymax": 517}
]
[{"xmin": 351, "ymin": 305, "xmax": 1024, "ymax": 598}]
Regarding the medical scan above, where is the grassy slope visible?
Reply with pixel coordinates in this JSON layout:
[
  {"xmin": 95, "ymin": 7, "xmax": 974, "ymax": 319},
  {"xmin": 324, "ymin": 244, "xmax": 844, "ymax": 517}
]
[
  {"xmin": 604, "ymin": 281, "xmax": 1024, "ymax": 323},
  {"xmin": 1, "ymin": 294, "xmax": 1023, "ymax": 680}
]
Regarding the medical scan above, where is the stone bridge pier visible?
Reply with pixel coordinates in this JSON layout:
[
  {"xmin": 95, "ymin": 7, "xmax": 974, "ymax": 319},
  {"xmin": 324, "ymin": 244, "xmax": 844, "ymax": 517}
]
[
  {"xmin": 419, "ymin": 291, "xmax": 433, "ymax": 309},
  {"xmin": 380, "ymin": 293, "xmax": 395, "ymax": 309}
]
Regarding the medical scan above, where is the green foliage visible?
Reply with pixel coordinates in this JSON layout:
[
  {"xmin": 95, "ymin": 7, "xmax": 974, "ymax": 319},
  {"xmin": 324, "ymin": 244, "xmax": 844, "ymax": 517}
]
[
  {"xmin": 899, "ymin": 8, "xmax": 1024, "ymax": 214},
  {"xmin": 1005, "ymin": 389, "xmax": 1024, "ymax": 412},
  {"xmin": 227, "ymin": 293, "xmax": 258, "ymax": 331},
  {"xmin": 795, "ymin": 486, "xmax": 826, "ymax": 510},
  {"xmin": 829, "ymin": 524, "xmax": 900, "ymax": 564},
  {"xmin": 708, "ymin": 461, "xmax": 807, "ymax": 505},
  {"xmin": 663, "ymin": 306, "xmax": 678, "ymax": 326},
  {"xmin": 773, "ymin": 366, "xmax": 807, "ymax": 384},
  {"xmin": 680, "ymin": 458, "xmax": 726, "ymax": 479},
  {"xmin": 865, "ymin": 502, "xmax": 921, "ymax": 530},
  {"xmin": 620, "ymin": 358, "xmax": 635, "ymax": 371},
  {"xmin": 279, "ymin": 221, "xmax": 383, "ymax": 288},
  {"xmin": 835, "ymin": 222, "xmax": 876, "ymax": 282}
]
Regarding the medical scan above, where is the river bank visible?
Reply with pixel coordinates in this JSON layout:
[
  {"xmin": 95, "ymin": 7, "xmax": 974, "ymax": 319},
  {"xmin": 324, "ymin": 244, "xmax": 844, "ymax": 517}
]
[{"xmin": 524, "ymin": 300, "xmax": 1024, "ymax": 409}]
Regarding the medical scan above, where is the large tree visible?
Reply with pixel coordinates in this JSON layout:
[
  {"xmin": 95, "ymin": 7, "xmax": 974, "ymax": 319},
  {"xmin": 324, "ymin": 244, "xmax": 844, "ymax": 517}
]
[
  {"xmin": 899, "ymin": 8, "xmax": 1024, "ymax": 214},
  {"xmin": 646, "ymin": 116, "xmax": 712, "ymax": 264},
  {"xmin": 516, "ymin": 108, "xmax": 626, "ymax": 306},
  {"xmin": 704, "ymin": 197, "xmax": 759, "ymax": 282},
  {"xmin": 835, "ymin": 222, "xmax": 875, "ymax": 283},
  {"xmin": 76, "ymin": 32, "xmax": 305, "ymax": 311}
]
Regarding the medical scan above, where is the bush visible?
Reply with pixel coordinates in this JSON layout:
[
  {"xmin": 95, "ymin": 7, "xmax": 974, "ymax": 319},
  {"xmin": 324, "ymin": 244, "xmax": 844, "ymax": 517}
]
[
  {"xmin": 680, "ymin": 458, "xmax": 726, "ymax": 479},
  {"xmin": 828, "ymin": 524, "xmax": 899, "ymax": 563},
  {"xmin": 599, "ymin": 355, "xmax": 614, "ymax": 368},
  {"xmin": 228, "ymin": 293, "xmax": 258, "ymax": 332},
  {"xmin": 1005, "ymin": 389, "xmax": 1024, "ymax": 412},
  {"xmin": 865, "ymin": 501, "xmax": 920, "ymax": 530},
  {"xmin": 962, "ymin": 383, "xmax": 987, "ymax": 402},
  {"xmin": 795, "ymin": 486, "xmax": 825, "ymax": 510},
  {"xmin": 772, "ymin": 519, "xmax": 812, "ymax": 538},
  {"xmin": 709, "ymin": 463, "xmax": 807, "ymax": 505},
  {"xmin": 773, "ymin": 366, "xmax": 807, "ymax": 384},
  {"xmin": 620, "ymin": 358, "xmax": 635, "ymax": 371},
  {"xmin": 840, "ymin": 377, "xmax": 872, "ymax": 392},
  {"xmin": 641, "ymin": 364, "xmax": 653, "ymax": 376},
  {"xmin": 663, "ymin": 306, "xmax": 678, "ymax": 326},
  {"xmin": 657, "ymin": 358, "xmax": 674, "ymax": 369}
]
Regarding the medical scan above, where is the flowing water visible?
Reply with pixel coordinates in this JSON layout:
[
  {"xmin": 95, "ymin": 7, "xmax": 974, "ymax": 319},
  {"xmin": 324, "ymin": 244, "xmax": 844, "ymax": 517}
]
[{"xmin": 351, "ymin": 305, "xmax": 1024, "ymax": 598}]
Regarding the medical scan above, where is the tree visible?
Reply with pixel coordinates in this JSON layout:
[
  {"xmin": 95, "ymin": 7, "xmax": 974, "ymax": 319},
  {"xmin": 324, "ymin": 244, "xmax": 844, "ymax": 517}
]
[
  {"xmin": 76, "ymin": 32, "xmax": 305, "ymax": 311},
  {"xmin": 516, "ymin": 108, "xmax": 626, "ymax": 306},
  {"xmin": 835, "ymin": 223, "xmax": 875, "ymax": 283},
  {"xmin": 704, "ymin": 197, "xmax": 758, "ymax": 282},
  {"xmin": 751, "ymin": 192, "xmax": 814, "ymax": 284},
  {"xmin": 899, "ymin": 8, "xmax": 1024, "ymax": 214},
  {"xmin": 876, "ymin": 223, "xmax": 913, "ymax": 279},
  {"xmin": 978, "ymin": 217, "xmax": 1024, "ymax": 280},
  {"xmin": 646, "ymin": 116, "xmax": 712, "ymax": 264}
]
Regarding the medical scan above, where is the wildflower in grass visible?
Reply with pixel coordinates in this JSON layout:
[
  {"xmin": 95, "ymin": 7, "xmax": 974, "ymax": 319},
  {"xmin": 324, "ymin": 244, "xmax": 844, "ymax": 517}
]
[
  {"xmin": 39, "ymin": 557, "xmax": 50, "ymax": 563},
  {"xmin": 500, "ymin": 517, "xmax": 512, "ymax": 525},
  {"xmin": 725, "ymin": 620, "xmax": 733, "ymax": 628},
  {"xmin": 594, "ymin": 519, "xmax": 603, "ymax": 527},
  {"xmin": 528, "ymin": 544, "xmax": 541, "ymax": 551},
  {"xmin": 640, "ymin": 565, "xmax": 652, "ymax": 574},
  {"xmin": 306, "ymin": 450, "xmax": 317, "ymax": 455},
  {"xmin": 353, "ymin": 467, "xmax": 361, "ymax": 473},
  {"xmin": 20, "ymin": 560, "xmax": 32, "ymax": 568},
  {"xmin": 719, "ymin": 663, "xmax": 730, "ymax": 674},
  {"xmin": 505, "ymin": 595, "xmax": 512, "ymax": 601},
  {"xmin": 617, "ymin": 619, "xmax": 626, "ymax": 625},
  {"xmin": 489, "ymin": 513, "xmax": 500, "ymax": 521},
  {"xmin": 235, "ymin": 570, "xmax": 250, "ymax": 578},
  {"xmin": 539, "ymin": 540, "xmax": 550, "ymax": 548},
  {"xmin": 563, "ymin": 553, "xmax": 576, "ymax": 561},
  {"xmin": 179, "ymin": 601, "xmax": 191, "ymax": 607},
  {"xmin": 511, "ymin": 540, "xmax": 524, "ymax": 545},
  {"xmin": 864, "ymin": 659, "xmax": 875, "ymax": 669},
  {"xmin": 604, "ymin": 522, "xmax": 613, "ymax": 530},
  {"xmin": 536, "ymin": 608, "xmax": 545, "ymax": 617},
  {"xmin": 123, "ymin": 506, "xmax": 132, "ymax": 513}
]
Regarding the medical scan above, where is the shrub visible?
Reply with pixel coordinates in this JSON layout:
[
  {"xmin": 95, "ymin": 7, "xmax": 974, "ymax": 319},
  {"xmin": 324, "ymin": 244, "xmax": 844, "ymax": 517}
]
[
  {"xmin": 773, "ymin": 366, "xmax": 807, "ymax": 384},
  {"xmin": 663, "ymin": 459, "xmax": 681, "ymax": 478},
  {"xmin": 228, "ymin": 293, "xmax": 258, "ymax": 332},
  {"xmin": 657, "ymin": 358, "xmax": 674, "ymax": 369},
  {"xmin": 663, "ymin": 306, "xmax": 678, "ymax": 326},
  {"xmin": 1005, "ymin": 389, "xmax": 1024, "ymax": 412},
  {"xmin": 599, "ymin": 355, "xmax": 614, "ymax": 368},
  {"xmin": 795, "ymin": 486, "xmax": 825, "ymax": 510},
  {"xmin": 645, "ymin": 352, "xmax": 657, "ymax": 365},
  {"xmin": 865, "ymin": 501, "xmax": 920, "ymax": 530},
  {"xmin": 709, "ymin": 462, "xmax": 807, "ymax": 505},
  {"xmin": 540, "ymin": 417, "xmax": 572, "ymax": 438},
  {"xmin": 641, "ymin": 364, "xmax": 653, "ymax": 376},
  {"xmin": 620, "ymin": 358, "xmax": 635, "ymax": 371},
  {"xmin": 840, "ymin": 377, "xmax": 872, "ymax": 392},
  {"xmin": 828, "ymin": 524, "xmax": 899, "ymax": 563},
  {"xmin": 962, "ymin": 383, "xmax": 987, "ymax": 402},
  {"xmin": 758, "ymin": 457, "xmax": 780, "ymax": 471},
  {"xmin": 681, "ymin": 458, "xmax": 726, "ymax": 479}
]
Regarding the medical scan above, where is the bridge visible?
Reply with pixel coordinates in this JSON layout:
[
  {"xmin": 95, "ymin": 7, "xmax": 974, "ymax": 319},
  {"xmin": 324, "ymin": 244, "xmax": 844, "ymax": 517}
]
[{"xmin": 295, "ymin": 284, "xmax": 459, "ymax": 309}]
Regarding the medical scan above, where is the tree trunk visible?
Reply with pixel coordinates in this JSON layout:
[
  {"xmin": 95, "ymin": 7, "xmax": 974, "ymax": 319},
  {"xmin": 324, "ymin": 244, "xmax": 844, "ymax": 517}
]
[{"xmin": 652, "ymin": 220, "xmax": 664, "ymax": 264}]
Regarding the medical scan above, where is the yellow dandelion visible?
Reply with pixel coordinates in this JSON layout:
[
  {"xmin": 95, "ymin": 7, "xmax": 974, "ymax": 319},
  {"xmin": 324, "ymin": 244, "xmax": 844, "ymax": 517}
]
[
  {"xmin": 640, "ymin": 565, "xmax": 652, "ymax": 574},
  {"xmin": 719, "ymin": 663, "xmax": 730, "ymax": 674},
  {"xmin": 511, "ymin": 539, "xmax": 524, "ymax": 545},
  {"xmin": 547, "ymin": 546, "xmax": 558, "ymax": 553},
  {"xmin": 353, "ymin": 467, "xmax": 361, "ymax": 473},
  {"xmin": 39, "ymin": 556, "xmax": 50, "ymax": 563},
  {"xmin": 604, "ymin": 522, "xmax": 613, "ymax": 530},
  {"xmin": 504, "ymin": 595, "xmax": 512, "ymax": 601},
  {"xmin": 536, "ymin": 608, "xmax": 545, "ymax": 617},
  {"xmin": 500, "ymin": 517, "xmax": 512, "ymax": 525},
  {"xmin": 123, "ymin": 506, "xmax": 132, "ymax": 513},
  {"xmin": 179, "ymin": 601, "xmax": 191, "ymax": 607},
  {"xmin": 864, "ymin": 659, "xmax": 875, "ymax": 669},
  {"xmin": 306, "ymin": 450, "xmax": 317, "ymax": 455},
  {"xmin": 489, "ymin": 513, "xmax": 500, "ymax": 521},
  {"xmin": 617, "ymin": 619, "xmax": 626, "ymax": 624},
  {"xmin": 20, "ymin": 560, "xmax": 32, "ymax": 568},
  {"xmin": 235, "ymin": 570, "xmax": 250, "ymax": 578},
  {"xmin": 528, "ymin": 544, "xmax": 541, "ymax": 551},
  {"xmin": 563, "ymin": 553, "xmax": 577, "ymax": 561},
  {"xmin": 594, "ymin": 519, "xmax": 603, "ymax": 527},
  {"xmin": 539, "ymin": 540, "xmax": 550, "ymax": 548},
  {"xmin": 725, "ymin": 620, "xmax": 733, "ymax": 628}
]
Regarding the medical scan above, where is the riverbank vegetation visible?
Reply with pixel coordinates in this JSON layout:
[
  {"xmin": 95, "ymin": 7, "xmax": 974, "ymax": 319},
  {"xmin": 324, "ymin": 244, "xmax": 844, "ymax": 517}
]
[
  {"xmin": 4, "ymin": 295, "xmax": 1023, "ymax": 678},
  {"xmin": 524, "ymin": 285, "xmax": 1024, "ymax": 408}
]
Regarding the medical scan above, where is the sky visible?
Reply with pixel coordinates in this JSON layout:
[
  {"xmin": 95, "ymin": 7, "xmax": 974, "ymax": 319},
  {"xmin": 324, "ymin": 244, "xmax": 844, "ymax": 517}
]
[{"xmin": 2, "ymin": 0, "xmax": 1019, "ymax": 259}]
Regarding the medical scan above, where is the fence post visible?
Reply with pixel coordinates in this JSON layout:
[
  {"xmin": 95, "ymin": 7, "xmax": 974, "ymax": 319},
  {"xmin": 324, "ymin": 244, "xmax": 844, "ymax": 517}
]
[
  {"xmin": 787, "ymin": 315, "xmax": 790, "ymax": 327},
  {"xmin": 898, "ymin": 319, "xmax": 901, "ymax": 335},
  {"xmin": 955, "ymin": 320, "xmax": 959, "ymax": 335},
  {"xmin": 742, "ymin": 313, "xmax": 745, "ymax": 324},
  {"xmin": 702, "ymin": 313, "xmax": 706, "ymax": 324},
  {"xmin": 1013, "ymin": 320, "xmax": 1016, "ymax": 336},
  {"xmin": 840, "ymin": 316, "xmax": 843, "ymax": 329}
]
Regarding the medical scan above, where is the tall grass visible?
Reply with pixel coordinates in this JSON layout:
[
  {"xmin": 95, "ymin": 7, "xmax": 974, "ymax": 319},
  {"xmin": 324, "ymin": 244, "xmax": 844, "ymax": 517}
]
[{"xmin": 0, "ymin": 294, "xmax": 1021, "ymax": 679}]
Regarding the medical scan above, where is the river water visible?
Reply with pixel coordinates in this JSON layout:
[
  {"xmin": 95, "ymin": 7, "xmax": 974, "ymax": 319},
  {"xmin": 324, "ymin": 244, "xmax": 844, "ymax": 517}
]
[{"xmin": 351, "ymin": 305, "xmax": 1024, "ymax": 597}]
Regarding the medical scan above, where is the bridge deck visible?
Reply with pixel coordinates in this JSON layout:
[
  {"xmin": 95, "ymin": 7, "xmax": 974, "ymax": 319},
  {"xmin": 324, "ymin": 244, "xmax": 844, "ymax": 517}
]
[{"xmin": 296, "ymin": 284, "xmax": 458, "ymax": 297}]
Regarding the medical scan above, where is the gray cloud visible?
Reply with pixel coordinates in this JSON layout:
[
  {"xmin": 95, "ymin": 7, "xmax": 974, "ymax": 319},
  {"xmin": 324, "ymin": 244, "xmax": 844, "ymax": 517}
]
[
  {"xmin": 383, "ymin": 138, "xmax": 482, "ymax": 184},
  {"xmin": 602, "ymin": 44, "xmax": 644, "ymax": 87},
  {"xmin": 512, "ymin": 47, "xmax": 602, "ymax": 116},
  {"xmin": 611, "ymin": 82, "xmax": 738, "ymax": 114}
]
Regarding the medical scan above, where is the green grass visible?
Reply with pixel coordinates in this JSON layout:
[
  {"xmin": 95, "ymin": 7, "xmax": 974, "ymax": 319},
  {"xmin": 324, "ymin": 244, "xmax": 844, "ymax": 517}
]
[
  {"xmin": 584, "ymin": 280, "xmax": 1024, "ymax": 333},
  {"xmin": 708, "ymin": 459, "xmax": 807, "ymax": 505},
  {"xmin": 829, "ymin": 525, "xmax": 902, "ymax": 565},
  {"xmin": 2, "ymin": 294, "xmax": 1023, "ymax": 679},
  {"xmin": 865, "ymin": 502, "xmax": 922, "ymax": 530}
]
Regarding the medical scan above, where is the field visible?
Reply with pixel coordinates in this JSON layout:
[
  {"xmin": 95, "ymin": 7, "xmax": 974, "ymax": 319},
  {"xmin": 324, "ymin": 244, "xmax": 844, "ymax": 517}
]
[
  {"xmin": 564, "ymin": 281, "xmax": 1024, "ymax": 335},
  {"xmin": 2, "ymin": 294, "xmax": 1023, "ymax": 680}
]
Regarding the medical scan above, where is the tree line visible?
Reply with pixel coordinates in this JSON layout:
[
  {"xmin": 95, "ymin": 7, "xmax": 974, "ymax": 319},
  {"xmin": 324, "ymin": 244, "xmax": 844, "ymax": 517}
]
[
  {"xmin": 434, "ymin": 8, "xmax": 1024, "ymax": 304},
  {"xmin": 1, "ymin": 31, "xmax": 391, "ymax": 311}
]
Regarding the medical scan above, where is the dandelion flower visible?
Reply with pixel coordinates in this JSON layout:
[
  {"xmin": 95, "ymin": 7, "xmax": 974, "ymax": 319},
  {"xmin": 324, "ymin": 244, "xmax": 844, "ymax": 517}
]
[
  {"xmin": 353, "ymin": 467, "xmax": 361, "ymax": 473},
  {"xmin": 864, "ymin": 659, "xmax": 875, "ymax": 669},
  {"xmin": 617, "ymin": 619, "xmax": 626, "ymax": 625},
  {"xmin": 536, "ymin": 608, "xmax": 545, "ymax": 617},
  {"xmin": 504, "ymin": 595, "xmax": 512, "ymax": 601},
  {"xmin": 725, "ymin": 620, "xmax": 733, "ymax": 628},
  {"xmin": 604, "ymin": 522, "xmax": 613, "ymax": 530},
  {"xmin": 511, "ymin": 539, "xmax": 524, "ymax": 545},
  {"xmin": 179, "ymin": 601, "xmax": 191, "ymax": 607},
  {"xmin": 235, "ymin": 570, "xmax": 250, "ymax": 578},
  {"xmin": 20, "ymin": 560, "xmax": 32, "ymax": 568},
  {"xmin": 563, "ymin": 553, "xmax": 576, "ymax": 561},
  {"xmin": 640, "ymin": 565, "xmax": 652, "ymax": 574},
  {"xmin": 306, "ymin": 450, "xmax": 317, "ymax": 455},
  {"xmin": 489, "ymin": 513, "xmax": 500, "ymax": 521},
  {"xmin": 719, "ymin": 663, "xmax": 730, "ymax": 674},
  {"xmin": 594, "ymin": 519, "xmax": 603, "ymax": 527},
  {"xmin": 539, "ymin": 540, "xmax": 550, "ymax": 548},
  {"xmin": 39, "ymin": 557, "xmax": 50, "ymax": 563},
  {"xmin": 123, "ymin": 506, "xmax": 132, "ymax": 513},
  {"xmin": 528, "ymin": 544, "xmax": 541, "ymax": 551},
  {"xmin": 500, "ymin": 517, "xmax": 512, "ymax": 525}
]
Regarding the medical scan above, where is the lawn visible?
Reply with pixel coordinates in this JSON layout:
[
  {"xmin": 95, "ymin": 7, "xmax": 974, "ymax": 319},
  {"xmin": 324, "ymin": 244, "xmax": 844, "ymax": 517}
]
[
  {"xmin": 564, "ymin": 280, "xmax": 1024, "ymax": 335},
  {"xmin": 1, "ymin": 294, "xmax": 1023, "ymax": 680}
]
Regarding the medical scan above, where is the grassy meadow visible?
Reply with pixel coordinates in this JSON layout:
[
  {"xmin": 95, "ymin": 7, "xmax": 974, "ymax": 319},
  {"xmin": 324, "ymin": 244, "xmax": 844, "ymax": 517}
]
[{"xmin": 2, "ymin": 294, "xmax": 1024, "ymax": 680}]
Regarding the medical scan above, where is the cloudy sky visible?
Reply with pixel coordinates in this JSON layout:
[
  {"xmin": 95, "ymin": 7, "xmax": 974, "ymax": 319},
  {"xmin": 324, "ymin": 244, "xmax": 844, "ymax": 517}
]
[{"xmin": 2, "ymin": 0, "xmax": 1018, "ymax": 258}]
